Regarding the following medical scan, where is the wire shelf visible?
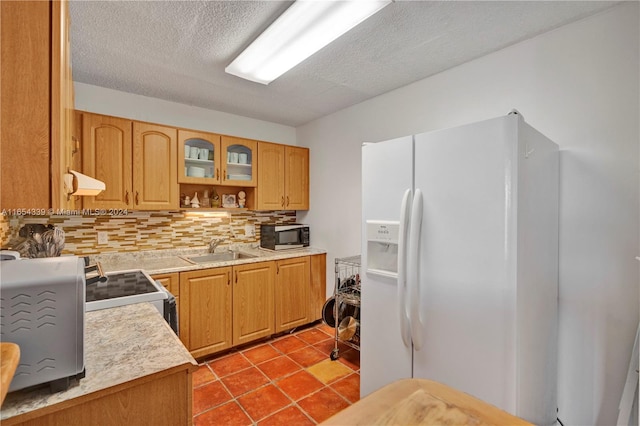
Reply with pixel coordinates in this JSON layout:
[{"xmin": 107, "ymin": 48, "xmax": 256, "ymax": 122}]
[{"xmin": 329, "ymin": 255, "xmax": 361, "ymax": 360}]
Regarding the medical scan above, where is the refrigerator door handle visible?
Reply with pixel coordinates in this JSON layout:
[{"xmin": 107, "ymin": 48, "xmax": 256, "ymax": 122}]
[
  {"xmin": 397, "ymin": 188, "xmax": 412, "ymax": 347},
  {"xmin": 408, "ymin": 188, "xmax": 424, "ymax": 350}
]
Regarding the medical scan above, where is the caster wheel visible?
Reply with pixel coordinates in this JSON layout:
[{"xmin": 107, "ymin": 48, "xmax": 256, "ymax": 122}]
[{"xmin": 330, "ymin": 349, "xmax": 339, "ymax": 361}]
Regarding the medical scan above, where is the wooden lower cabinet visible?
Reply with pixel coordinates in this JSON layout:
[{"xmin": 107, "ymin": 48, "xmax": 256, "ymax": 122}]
[
  {"xmin": 233, "ymin": 262, "xmax": 275, "ymax": 346},
  {"xmin": 151, "ymin": 272, "xmax": 182, "ymax": 344},
  {"xmin": 177, "ymin": 262, "xmax": 275, "ymax": 358},
  {"xmin": 3, "ymin": 369, "xmax": 193, "ymax": 426},
  {"xmin": 152, "ymin": 272, "xmax": 179, "ymax": 296},
  {"xmin": 309, "ymin": 253, "xmax": 327, "ymax": 321},
  {"xmin": 275, "ymin": 257, "xmax": 310, "ymax": 333},
  {"xmin": 178, "ymin": 254, "xmax": 326, "ymax": 359},
  {"xmin": 179, "ymin": 267, "xmax": 233, "ymax": 359}
]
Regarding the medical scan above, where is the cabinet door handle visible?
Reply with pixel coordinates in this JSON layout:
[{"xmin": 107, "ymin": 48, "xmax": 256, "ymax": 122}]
[
  {"xmin": 135, "ymin": 191, "xmax": 139, "ymax": 205},
  {"xmin": 235, "ymin": 271, "xmax": 238, "ymax": 283},
  {"xmin": 223, "ymin": 169, "xmax": 226, "ymax": 181},
  {"xmin": 227, "ymin": 271, "xmax": 230, "ymax": 285},
  {"xmin": 286, "ymin": 196, "xmax": 290, "ymax": 207},
  {"xmin": 281, "ymin": 196, "xmax": 285, "ymax": 207},
  {"xmin": 216, "ymin": 168, "xmax": 219, "ymax": 180},
  {"xmin": 125, "ymin": 191, "xmax": 130, "ymax": 205}
]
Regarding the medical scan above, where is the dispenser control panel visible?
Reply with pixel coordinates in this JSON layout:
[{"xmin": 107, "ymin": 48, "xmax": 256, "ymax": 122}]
[
  {"xmin": 366, "ymin": 220, "xmax": 399, "ymax": 279},
  {"xmin": 366, "ymin": 220, "xmax": 399, "ymax": 243}
]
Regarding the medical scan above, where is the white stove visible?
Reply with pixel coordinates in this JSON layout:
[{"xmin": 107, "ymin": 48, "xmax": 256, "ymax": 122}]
[{"xmin": 85, "ymin": 269, "xmax": 167, "ymax": 312}]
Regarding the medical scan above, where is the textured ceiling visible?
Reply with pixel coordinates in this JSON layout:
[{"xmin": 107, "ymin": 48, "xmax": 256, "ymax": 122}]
[{"xmin": 70, "ymin": 1, "xmax": 617, "ymax": 127}]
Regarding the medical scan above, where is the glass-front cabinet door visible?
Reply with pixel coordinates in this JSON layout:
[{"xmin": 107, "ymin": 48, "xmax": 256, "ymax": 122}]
[
  {"xmin": 221, "ymin": 136, "xmax": 257, "ymax": 187},
  {"xmin": 178, "ymin": 130, "xmax": 221, "ymax": 184}
]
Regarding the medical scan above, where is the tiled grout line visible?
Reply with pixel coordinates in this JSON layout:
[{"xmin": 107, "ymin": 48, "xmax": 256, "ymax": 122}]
[
  {"xmin": 263, "ymin": 402, "xmax": 317, "ymax": 425},
  {"xmin": 193, "ymin": 323, "xmax": 358, "ymax": 424},
  {"xmin": 232, "ymin": 368, "xmax": 358, "ymax": 425},
  {"xmin": 193, "ymin": 381, "xmax": 354, "ymax": 425},
  {"xmin": 194, "ymin": 363, "xmax": 308, "ymax": 423}
]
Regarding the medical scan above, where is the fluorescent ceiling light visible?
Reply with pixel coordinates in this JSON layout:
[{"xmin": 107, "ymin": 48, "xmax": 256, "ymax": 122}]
[{"xmin": 225, "ymin": 0, "xmax": 392, "ymax": 85}]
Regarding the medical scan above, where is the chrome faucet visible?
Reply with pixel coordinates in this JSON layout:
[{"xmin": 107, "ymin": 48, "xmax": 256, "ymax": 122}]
[{"xmin": 208, "ymin": 238, "xmax": 223, "ymax": 253}]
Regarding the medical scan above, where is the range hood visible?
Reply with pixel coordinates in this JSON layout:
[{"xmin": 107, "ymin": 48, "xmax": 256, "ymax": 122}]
[{"xmin": 63, "ymin": 169, "xmax": 106, "ymax": 199}]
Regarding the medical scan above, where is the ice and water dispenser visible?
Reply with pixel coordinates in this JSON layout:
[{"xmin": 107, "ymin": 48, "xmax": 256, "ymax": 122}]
[{"xmin": 365, "ymin": 220, "xmax": 399, "ymax": 278}]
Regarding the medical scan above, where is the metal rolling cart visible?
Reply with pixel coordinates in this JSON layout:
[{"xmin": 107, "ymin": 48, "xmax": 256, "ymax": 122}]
[{"xmin": 330, "ymin": 255, "xmax": 361, "ymax": 360}]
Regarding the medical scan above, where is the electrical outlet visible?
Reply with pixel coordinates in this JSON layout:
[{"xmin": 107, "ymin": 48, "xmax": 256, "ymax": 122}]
[
  {"xmin": 244, "ymin": 224, "xmax": 255, "ymax": 237},
  {"xmin": 97, "ymin": 231, "xmax": 108, "ymax": 244}
]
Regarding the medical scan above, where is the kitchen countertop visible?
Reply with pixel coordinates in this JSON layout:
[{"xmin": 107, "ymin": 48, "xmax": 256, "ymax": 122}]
[
  {"xmin": 0, "ymin": 245, "xmax": 325, "ymax": 421},
  {"xmin": 92, "ymin": 244, "xmax": 326, "ymax": 275},
  {"xmin": 0, "ymin": 303, "xmax": 197, "ymax": 421}
]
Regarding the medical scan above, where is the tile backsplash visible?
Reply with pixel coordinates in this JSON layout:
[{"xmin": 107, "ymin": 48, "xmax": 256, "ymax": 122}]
[{"xmin": 0, "ymin": 210, "xmax": 296, "ymax": 256}]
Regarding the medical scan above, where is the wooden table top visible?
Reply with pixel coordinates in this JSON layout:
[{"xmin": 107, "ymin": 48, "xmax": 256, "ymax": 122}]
[
  {"xmin": 321, "ymin": 378, "xmax": 533, "ymax": 425},
  {"xmin": 0, "ymin": 343, "xmax": 20, "ymax": 406}
]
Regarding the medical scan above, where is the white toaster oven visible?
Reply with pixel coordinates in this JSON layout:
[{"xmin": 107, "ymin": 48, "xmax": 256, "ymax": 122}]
[{"xmin": 0, "ymin": 256, "xmax": 86, "ymax": 392}]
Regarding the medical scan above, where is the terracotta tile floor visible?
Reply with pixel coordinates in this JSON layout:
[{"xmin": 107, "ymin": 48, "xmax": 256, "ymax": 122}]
[{"xmin": 193, "ymin": 322, "xmax": 360, "ymax": 425}]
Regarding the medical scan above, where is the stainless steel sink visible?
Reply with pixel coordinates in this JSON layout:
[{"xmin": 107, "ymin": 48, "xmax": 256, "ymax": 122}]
[{"xmin": 185, "ymin": 252, "xmax": 256, "ymax": 264}]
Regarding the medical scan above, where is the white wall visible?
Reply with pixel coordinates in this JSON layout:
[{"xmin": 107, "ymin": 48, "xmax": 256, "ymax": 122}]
[
  {"xmin": 74, "ymin": 82, "xmax": 297, "ymax": 145},
  {"xmin": 297, "ymin": 3, "xmax": 639, "ymax": 425}
]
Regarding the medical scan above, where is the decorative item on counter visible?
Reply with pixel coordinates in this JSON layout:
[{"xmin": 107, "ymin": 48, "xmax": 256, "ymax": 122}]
[
  {"xmin": 13, "ymin": 225, "xmax": 65, "ymax": 258},
  {"xmin": 180, "ymin": 193, "xmax": 187, "ymax": 207},
  {"xmin": 184, "ymin": 195, "xmax": 191, "ymax": 207},
  {"xmin": 222, "ymin": 194, "xmax": 236, "ymax": 208},
  {"xmin": 211, "ymin": 188, "xmax": 220, "ymax": 208},
  {"xmin": 18, "ymin": 223, "xmax": 53, "ymax": 238},
  {"xmin": 202, "ymin": 189, "xmax": 211, "ymax": 208},
  {"xmin": 191, "ymin": 192, "xmax": 200, "ymax": 208},
  {"xmin": 237, "ymin": 191, "xmax": 246, "ymax": 208}
]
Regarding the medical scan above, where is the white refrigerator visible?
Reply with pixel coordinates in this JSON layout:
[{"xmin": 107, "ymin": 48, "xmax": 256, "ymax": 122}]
[{"xmin": 360, "ymin": 112, "xmax": 559, "ymax": 425}]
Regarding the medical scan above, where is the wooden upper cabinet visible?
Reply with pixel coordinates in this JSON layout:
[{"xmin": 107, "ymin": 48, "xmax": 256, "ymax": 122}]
[
  {"xmin": 81, "ymin": 113, "xmax": 178, "ymax": 210},
  {"xmin": 52, "ymin": 0, "xmax": 77, "ymax": 210},
  {"xmin": 284, "ymin": 146, "xmax": 309, "ymax": 210},
  {"xmin": 256, "ymin": 143, "xmax": 286, "ymax": 210},
  {"xmin": 82, "ymin": 114, "xmax": 133, "ymax": 209},
  {"xmin": 72, "ymin": 108, "xmax": 310, "ymax": 212},
  {"xmin": 178, "ymin": 130, "xmax": 221, "ymax": 184},
  {"xmin": 133, "ymin": 123, "xmax": 178, "ymax": 209},
  {"xmin": 256, "ymin": 143, "xmax": 309, "ymax": 210},
  {"xmin": 72, "ymin": 111, "xmax": 83, "ymax": 173},
  {"xmin": 0, "ymin": 0, "xmax": 75, "ymax": 210},
  {"xmin": 221, "ymin": 136, "xmax": 257, "ymax": 187}
]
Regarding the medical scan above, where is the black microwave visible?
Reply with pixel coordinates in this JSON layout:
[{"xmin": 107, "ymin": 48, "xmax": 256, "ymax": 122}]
[{"xmin": 260, "ymin": 224, "xmax": 310, "ymax": 250}]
